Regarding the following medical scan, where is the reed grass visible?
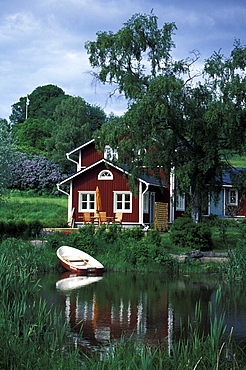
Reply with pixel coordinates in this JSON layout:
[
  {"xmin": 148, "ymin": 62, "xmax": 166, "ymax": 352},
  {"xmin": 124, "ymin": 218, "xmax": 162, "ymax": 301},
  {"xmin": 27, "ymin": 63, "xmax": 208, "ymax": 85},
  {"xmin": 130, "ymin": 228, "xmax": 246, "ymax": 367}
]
[
  {"xmin": 0, "ymin": 239, "xmax": 79, "ymax": 369},
  {"xmin": 0, "ymin": 238, "xmax": 246, "ymax": 368},
  {"xmin": 223, "ymin": 240, "xmax": 246, "ymax": 281}
]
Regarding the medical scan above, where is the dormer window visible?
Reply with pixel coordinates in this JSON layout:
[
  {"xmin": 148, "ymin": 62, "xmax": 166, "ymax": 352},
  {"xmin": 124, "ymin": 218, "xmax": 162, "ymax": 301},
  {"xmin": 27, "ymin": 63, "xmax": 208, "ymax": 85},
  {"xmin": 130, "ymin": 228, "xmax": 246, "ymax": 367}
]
[
  {"xmin": 104, "ymin": 145, "xmax": 118, "ymax": 161},
  {"xmin": 98, "ymin": 170, "xmax": 113, "ymax": 180}
]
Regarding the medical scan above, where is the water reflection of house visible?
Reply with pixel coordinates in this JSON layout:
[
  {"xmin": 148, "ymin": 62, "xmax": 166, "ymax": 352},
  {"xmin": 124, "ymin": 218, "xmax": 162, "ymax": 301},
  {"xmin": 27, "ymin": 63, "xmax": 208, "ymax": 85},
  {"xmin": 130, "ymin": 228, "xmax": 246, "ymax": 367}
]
[
  {"xmin": 56, "ymin": 274, "xmax": 225, "ymax": 353},
  {"xmin": 62, "ymin": 290, "xmax": 170, "ymax": 348}
]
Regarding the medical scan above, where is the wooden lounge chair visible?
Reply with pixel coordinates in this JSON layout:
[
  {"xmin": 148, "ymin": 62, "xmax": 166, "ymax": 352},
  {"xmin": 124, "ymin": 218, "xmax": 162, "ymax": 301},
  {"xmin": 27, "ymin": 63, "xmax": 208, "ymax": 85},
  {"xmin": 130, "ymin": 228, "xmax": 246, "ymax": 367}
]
[
  {"xmin": 81, "ymin": 212, "xmax": 93, "ymax": 224},
  {"xmin": 98, "ymin": 212, "xmax": 109, "ymax": 227},
  {"xmin": 113, "ymin": 213, "xmax": 122, "ymax": 224}
]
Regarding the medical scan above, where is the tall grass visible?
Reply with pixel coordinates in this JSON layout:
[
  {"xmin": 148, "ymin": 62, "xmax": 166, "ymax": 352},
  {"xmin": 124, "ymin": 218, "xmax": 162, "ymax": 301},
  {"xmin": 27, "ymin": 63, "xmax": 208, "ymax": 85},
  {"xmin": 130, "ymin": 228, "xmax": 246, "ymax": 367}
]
[
  {"xmin": 1, "ymin": 238, "xmax": 245, "ymax": 368},
  {"xmin": 223, "ymin": 240, "xmax": 246, "ymax": 281},
  {"xmin": 0, "ymin": 239, "xmax": 79, "ymax": 369}
]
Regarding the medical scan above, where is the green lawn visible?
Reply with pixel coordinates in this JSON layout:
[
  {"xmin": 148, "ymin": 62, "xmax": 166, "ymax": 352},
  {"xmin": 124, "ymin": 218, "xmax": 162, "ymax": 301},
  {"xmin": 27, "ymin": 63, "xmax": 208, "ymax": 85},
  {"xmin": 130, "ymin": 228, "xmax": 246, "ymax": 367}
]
[
  {"xmin": 1, "ymin": 190, "xmax": 243, "ymax": 251},
  {"xmin": 228, "ymin": 154, "xmax": 246, "ymax": 168},
  {"xmin": 0, "ymin": 190, "xmax": 68, "ymax": 228}
]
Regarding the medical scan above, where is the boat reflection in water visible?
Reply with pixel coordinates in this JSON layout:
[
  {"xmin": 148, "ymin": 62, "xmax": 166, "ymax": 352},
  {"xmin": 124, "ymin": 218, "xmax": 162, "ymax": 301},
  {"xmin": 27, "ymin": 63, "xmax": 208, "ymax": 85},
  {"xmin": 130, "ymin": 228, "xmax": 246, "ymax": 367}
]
[{"xmin": 56, "ymin": 272, "xmax": 103, "ymax": 291}]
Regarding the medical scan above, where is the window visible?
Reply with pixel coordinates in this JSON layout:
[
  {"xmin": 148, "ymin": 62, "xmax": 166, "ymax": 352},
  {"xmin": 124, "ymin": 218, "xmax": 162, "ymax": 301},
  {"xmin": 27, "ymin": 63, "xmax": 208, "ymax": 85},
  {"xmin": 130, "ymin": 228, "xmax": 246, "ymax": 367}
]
[
  {"xmin": 104, "ymin": 145, "xmax": 118, "ymax": 161},
  {"xmin": 143, "ymin": 192, "xmax": 149, "ymax": 213},
  {"xmin": 227, "ymin": 189, "xmax": 238, "ymax": 206},
  {"xmin": 114, "ymin": 191, "xmax": 132, "ymax": 213},
  {"xmin": 98, "ymin": 170, "xmax": 113, "ymax": 180},
  {"xmin": 176, "ymin": 194, "xmax": 185, "ymax": 211},
  {"xmin": 78, "ymin": 192, "xmax": 95, "ymax": 212}
]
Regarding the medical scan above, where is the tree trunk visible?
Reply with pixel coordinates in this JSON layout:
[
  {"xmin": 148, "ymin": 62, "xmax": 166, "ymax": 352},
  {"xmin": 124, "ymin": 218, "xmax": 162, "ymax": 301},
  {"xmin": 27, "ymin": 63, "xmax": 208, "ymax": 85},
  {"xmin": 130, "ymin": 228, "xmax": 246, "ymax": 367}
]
[{"xmin": 191, "ymin": 190, "xmax": 203, "ymax": 223}]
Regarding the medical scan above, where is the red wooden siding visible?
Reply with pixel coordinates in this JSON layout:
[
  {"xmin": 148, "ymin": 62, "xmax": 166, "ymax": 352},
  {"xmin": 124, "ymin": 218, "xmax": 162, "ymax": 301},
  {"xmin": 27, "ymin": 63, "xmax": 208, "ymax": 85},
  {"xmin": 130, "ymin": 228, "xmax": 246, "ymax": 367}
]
[
  {"xmin": 80, "ymin": 143, "xmax": 103, "ymax": 168},
  {"xmin": 225, "ymin": 191, "xmax": 246, "ymax": 216},
  {"xmin": 72, "ymin": 162, "xmax": 139, "ymax": 223}
]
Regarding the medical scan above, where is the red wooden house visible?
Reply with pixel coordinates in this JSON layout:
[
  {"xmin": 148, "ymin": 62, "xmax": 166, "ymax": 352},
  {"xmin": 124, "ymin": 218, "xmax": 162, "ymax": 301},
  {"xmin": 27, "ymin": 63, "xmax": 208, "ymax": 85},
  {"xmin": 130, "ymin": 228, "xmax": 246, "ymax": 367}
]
[{"xmin": 57, "ymin": 139, "xmax": 170, "ymax": 228}]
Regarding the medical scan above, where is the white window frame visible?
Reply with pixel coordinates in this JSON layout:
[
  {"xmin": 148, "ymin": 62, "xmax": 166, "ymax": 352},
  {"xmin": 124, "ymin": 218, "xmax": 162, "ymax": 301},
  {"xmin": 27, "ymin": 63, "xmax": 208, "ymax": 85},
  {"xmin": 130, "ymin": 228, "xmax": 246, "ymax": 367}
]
[
  {"xmin": 98, "ymin": 170, "xmax": 113, "ymax": 180},
  {"xmin": 78, "ymin": 191, "xmax": 96, "ymax": 212},
  {"xmin": 143, "ymin": 192, "xmax": 149, "ymax": 213},
  {"xmin": 227, "ymin": 188, "xmax": 238, "ymax": 206},
  {"xmin": 176, "ymin": 194, "xmax": 185, "ymax": 211},
  {"xmin": 104, "ymin": 145, "xmax": 118, "ymax": 161},
  {"xmin": 113, "ymin": 191, "xmax": 132, "ymax": 213}
]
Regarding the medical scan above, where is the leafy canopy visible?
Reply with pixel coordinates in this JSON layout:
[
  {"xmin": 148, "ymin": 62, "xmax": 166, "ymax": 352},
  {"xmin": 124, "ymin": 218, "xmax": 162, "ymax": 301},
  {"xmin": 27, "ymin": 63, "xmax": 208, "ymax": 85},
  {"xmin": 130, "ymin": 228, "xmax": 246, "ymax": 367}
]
[
  {"xmin": 85, "ymin": 12, "xmax": 177, "ymax": 100},
  {"xmin": 46, "ymin": 96, "xmax": 107, "ymax": 172},
  {"xmin": 87, "ymin": 12, "xmax": 246, "ymax": 222},
  {"xmin": 10, "ymin": 84, "xmax": 67, "ymax": 125}
]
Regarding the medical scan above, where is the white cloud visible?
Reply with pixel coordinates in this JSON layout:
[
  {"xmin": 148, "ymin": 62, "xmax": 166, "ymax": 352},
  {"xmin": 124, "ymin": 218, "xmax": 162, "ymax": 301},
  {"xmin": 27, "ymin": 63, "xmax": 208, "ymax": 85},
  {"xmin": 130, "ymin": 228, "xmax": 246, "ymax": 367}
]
[{"xmin": 0, "ymin": 0, "xmax": 245, "ymax": 120}]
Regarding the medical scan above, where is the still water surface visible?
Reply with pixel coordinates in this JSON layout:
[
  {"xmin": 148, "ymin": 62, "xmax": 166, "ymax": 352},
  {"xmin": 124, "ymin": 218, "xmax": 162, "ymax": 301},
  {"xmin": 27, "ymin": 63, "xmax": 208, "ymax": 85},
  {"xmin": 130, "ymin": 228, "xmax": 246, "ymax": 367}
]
[{"xmin": 39, "ymin": 271, "xmax": 246, "ymax": 352}]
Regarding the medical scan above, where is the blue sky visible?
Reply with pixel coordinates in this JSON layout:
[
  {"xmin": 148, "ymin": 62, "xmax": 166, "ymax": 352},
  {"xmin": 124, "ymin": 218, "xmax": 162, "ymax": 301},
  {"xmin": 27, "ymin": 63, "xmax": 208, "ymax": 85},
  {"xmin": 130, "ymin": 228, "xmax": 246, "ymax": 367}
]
[{"xmin": 0, "ymin": 0, "xmax": 245, "ymax": 120}]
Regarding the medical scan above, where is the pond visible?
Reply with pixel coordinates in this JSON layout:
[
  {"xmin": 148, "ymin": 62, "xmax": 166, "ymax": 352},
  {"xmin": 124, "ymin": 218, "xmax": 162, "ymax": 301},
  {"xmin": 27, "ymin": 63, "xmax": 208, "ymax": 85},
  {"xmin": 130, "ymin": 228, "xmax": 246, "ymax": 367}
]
[{"xmin": 39, "ymin": 271, "xmax": 246, "ymax": 353}]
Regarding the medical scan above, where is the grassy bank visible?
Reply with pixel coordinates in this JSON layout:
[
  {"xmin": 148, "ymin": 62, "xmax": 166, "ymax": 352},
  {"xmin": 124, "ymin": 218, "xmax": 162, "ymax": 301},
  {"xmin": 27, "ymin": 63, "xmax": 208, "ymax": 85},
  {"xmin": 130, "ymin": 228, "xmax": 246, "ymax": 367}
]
[
  {"xmin": 1, "ymin": 190, "xmax": 245, "ymax": 277},
  {"xmin": 0, "ymin": 238, "xmax": 245, "ymax": 369}
]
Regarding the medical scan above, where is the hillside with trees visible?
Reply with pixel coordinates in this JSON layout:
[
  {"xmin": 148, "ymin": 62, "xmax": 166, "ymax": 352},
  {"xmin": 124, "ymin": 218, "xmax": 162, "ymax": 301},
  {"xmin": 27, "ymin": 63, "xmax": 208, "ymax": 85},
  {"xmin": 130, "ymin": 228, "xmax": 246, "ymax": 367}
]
[{"xmin": 0, "ymin": 84, "xmax": 108, "ymax": 197}]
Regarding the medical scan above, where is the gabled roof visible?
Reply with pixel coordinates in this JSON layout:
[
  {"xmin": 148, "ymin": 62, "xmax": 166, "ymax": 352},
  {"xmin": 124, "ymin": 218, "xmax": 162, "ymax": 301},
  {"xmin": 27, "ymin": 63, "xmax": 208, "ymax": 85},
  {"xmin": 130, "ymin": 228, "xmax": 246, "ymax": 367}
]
[
  {"xmin": 58, "ymin": 158, "xmax": 166, "ymax": 188},
  {"xmin": 66, "ymin": 139, "xmax": 95, "ymax": 156}
]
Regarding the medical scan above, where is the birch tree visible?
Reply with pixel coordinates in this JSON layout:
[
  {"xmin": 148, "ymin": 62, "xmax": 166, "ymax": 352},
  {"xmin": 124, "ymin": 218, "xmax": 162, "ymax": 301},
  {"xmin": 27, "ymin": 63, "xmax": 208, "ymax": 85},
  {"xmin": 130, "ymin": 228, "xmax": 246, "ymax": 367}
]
[{"xmin": 86, "ymin": 13, "xmax": 246, "ymax": 222}]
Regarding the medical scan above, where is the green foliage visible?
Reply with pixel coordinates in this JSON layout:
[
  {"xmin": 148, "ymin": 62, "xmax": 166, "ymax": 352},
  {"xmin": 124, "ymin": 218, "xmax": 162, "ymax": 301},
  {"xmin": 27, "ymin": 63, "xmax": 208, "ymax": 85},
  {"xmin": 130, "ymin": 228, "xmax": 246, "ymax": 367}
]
[
  {"xmin": 46, "ymin": 96, "xmax": 106, "ymax": 171},
  {"xmin": 0, "ymin": 220, "xmax": 43, "ymax": 240},
  {"xmin": 223, "ymin": 240, "xmax": 246, "ymax": 281},
  {"xmin": 10, "ymin": 84, "xmax": 67, "ymax": 124},
  {"xmin": 12, "ymin": 118, "xmax": 53, "ymax": 155},
  {"xmin": 87, "ymin": 12, "xmax": 246, "ymax": 223},
  {"xmin": 95, "ymin": 223, "xmax": 122, "ymax": 245},
  {"xmin": 121, "ymin": 226, "xmax": 144, "ymax": 240},
  {"xmin": 9, "ymin": 85, "xmax": 107, "ymax": 172},
  {"xmin": 67, "ymin": 224, "xmax": 96, "ymax": 253},
  {"xmin": 170, "ymin": 217, "xmax": 212, "ymax": 250},
  {"xmin": 85, "ymin": 12, "xmax": 177, "ymax": 100}
]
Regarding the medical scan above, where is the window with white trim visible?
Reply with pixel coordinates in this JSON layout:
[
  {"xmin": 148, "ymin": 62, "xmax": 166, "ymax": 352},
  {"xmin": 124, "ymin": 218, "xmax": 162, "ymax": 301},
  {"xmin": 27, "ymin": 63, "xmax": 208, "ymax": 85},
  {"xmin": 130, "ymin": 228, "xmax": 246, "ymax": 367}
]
[
  {"xmin": 114, "ymin": 191, "xmax": 132, "ymax": 213},
  {"xmin": 104, "ymin": 145, "xmax": 118, "ymax": 161},
  {"xmin": 176, "ymin": 194, "xmax": 185, "ymax": 211},
  {"xmin": 143, "ymin": 192, "xmax": 149, "ymax": 213},
  {"xmin": 98, "ymin": 170, "xmax": 113, "ymax": 180},
  {"xmin": 78, "ymin": 192, "xmax": 95, "ymax": 212},
  {"xmin": 227, "ymin": 189, "xmax": 238, "ymax": 206}
]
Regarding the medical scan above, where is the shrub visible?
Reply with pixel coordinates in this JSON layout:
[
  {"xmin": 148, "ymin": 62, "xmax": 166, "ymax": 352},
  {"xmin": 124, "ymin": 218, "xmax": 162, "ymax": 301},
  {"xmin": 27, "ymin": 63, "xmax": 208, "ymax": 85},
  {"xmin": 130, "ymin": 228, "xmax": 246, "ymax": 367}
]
[
  {"xmin": 45, "ymin": 232, "xmax": 65, "ymax": 250},
  {"xmin": 121, "ymin": 227, "xmax": 144, "ymax": 241},
  {"xmin": 132, "ymin": 239, "xmax": 159, "ymax": 265},
  {"xmin": 66, "ymin": 224, "xmax": 96, "ymax": 254},
  {"xmin": 0, "ymin": 220, "xmax": 43, "ymax": 240},
  {"xmin": 146, "ymin": 229, "xmax": 162, "ymax": 247},
  {"xmin": 170, "ymin": 217, "xmax": 212, "ymax": 250},
  {"xmin": 9, "ymin": 152, "xmax": 66, "ymax": 195},
  {"xmin": 95, "ymin": 223, "xmax": 122, "ymax": 245}
]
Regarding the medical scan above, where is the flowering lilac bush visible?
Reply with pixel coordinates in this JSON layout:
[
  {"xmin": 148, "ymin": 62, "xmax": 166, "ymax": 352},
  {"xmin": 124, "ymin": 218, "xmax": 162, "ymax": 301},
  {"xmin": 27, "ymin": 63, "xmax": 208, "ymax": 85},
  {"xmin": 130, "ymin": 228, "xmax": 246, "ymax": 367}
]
[{"xmin": 9, "ymin": 152, "xmax": 66, "ymax": 195}]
